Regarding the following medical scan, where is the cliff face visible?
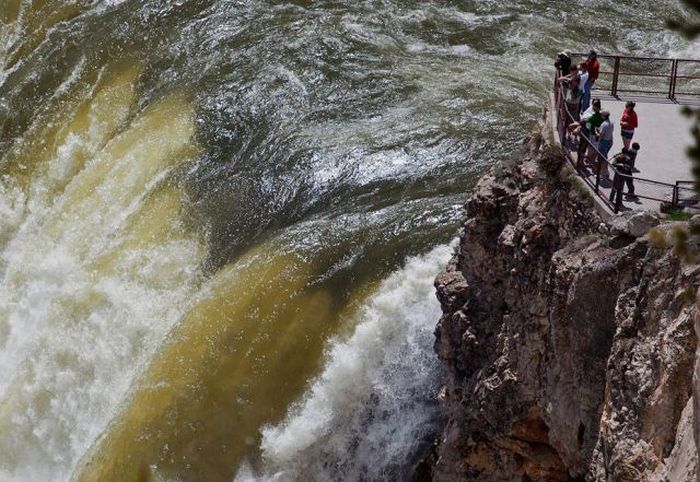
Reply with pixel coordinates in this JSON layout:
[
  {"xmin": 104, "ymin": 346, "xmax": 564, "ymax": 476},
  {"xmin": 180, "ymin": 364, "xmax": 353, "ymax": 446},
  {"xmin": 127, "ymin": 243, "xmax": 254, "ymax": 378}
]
[{"xmin": 432, "ymin": 128, "xmax": 699, "ymax": 481}]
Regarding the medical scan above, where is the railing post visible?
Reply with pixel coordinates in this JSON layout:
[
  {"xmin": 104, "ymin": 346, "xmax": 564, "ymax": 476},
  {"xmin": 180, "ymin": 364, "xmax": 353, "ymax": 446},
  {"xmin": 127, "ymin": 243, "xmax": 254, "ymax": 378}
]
[
  {"xmin": 672, "ymin": 182, "xmax": 679, "ymax": 208},
  {"xmin": 595, "ymin": 154, "xmax": 601, "ymax": 193},
  {"xmin": 669, "ymin": 59, "xmax": 678, "ymax": 101},
  {"xmin": 611, "ymin": 56, "xmax": 621, "ymax": 97}
]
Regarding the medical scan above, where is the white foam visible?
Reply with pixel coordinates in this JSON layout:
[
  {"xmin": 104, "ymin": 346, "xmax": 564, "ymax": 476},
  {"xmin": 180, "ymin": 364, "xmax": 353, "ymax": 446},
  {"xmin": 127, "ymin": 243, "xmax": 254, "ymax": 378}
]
[
  {"xmin": 0, "ymin": 95, "xmax": 204, "ymax": 481},
  {"xmin": 247, "ymin": 243, "xmax": 454, "ymax": 482}
]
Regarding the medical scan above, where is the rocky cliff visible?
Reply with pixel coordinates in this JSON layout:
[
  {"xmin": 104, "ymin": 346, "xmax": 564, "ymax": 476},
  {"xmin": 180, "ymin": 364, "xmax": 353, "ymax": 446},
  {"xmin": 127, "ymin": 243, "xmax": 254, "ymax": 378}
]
[{"xmin": 431, "ymin": 122, "xmax": 699, "ymax": 481}]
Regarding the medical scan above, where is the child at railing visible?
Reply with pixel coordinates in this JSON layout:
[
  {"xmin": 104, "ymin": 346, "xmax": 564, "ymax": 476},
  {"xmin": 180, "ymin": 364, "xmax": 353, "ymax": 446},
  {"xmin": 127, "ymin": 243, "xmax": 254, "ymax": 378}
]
[
  {"xmin": 609, "ymin": 144, "xmax": 640, "ymax": 207},
  {"xmin": 609, "ymin": 150, "xmax": 633, "ymax": 207},
  {"xmin": 625, "ymin": 143, "xmax": 640, "ymax": 198}
]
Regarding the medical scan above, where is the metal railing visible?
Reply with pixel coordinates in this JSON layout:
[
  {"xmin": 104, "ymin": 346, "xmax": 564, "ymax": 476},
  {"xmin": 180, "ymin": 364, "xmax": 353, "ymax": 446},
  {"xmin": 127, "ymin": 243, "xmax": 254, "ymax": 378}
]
[
  {"xmin": 674, "ymin": 181, "xmax": 700, "ymax": 210},
  {"xmin": 553, "ymin": 77, "xmax": 700, "ymax": 214},
  {"xmin": 570, "ymin": 53, "xmax": 700, "ymax": 100}
]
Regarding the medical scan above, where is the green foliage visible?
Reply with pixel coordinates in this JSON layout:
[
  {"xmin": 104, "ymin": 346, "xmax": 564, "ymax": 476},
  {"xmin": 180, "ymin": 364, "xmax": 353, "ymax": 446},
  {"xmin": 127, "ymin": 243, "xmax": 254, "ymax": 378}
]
[
  {"xmin": 671, "ymin": 226, "xmax": 698, "ymax": 263},
  {"xmin": 668, "ymin": 2, "xmax": 700, "ymax": 192},
  {"xmin": 666, "ymin": 209, "xmax": 694, "ymax": 221},
  {"xmin": 664, "ymin": 2, "xmax": 700, "ymax": 263},
  {"xmin": 648, "ymin": 228, "xmax": 669, "ymax": 249}
]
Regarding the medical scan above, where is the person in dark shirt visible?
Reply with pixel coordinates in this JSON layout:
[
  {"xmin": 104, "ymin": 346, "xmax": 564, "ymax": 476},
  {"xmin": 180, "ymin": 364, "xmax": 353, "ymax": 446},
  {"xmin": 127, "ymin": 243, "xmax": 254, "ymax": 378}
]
[
  {"xmin": 608, "ymin": 146, "xmax": 638, "ymax": 207},
  {"xmin": 624, "ymin": 142, "xmax": 640, "ymax": 197},
  {"xmin": 555, "ymin": 51, "xmax": 572, "ymax": 76}
]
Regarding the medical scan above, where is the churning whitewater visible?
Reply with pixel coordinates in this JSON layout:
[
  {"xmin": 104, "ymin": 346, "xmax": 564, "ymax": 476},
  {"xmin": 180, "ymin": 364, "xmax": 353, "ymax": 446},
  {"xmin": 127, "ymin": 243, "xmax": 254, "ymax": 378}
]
[
  {"xmin": 255, "ymin": 244, "xmax": 452, "ymax": 482},
  {"xmin": 0, "ymin": 1, "xmax": 696, "ymax": 481}
]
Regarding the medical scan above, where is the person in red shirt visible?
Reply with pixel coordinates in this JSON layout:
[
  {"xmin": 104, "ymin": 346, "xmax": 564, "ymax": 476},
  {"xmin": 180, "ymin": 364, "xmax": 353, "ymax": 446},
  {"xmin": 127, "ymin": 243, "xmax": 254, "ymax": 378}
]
[
  {"xmin": 584, "ymin": 50, "xmax": 601, "ymax": 87},
  {"xmin": 580, "ymin": 50, "xmax": 599, "ymax": 112},
  {"xmin": 620, "ymin": 101, "xmax": 638, "ymax": 149}
]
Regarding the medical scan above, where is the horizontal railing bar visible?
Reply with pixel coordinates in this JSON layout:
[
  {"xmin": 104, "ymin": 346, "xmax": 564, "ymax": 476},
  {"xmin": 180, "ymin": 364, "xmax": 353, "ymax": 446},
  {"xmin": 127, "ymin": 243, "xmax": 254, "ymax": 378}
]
[
  {"xmin": 598, "ymin": 72, "xmax": 675, "ymax": 78},
  {"xmin": 570, "ymin": 52, "xmax": 680, "ymax": 62},
  {"xmin": 614, "ymin": 89, "xmax": 676, "ymax": 94}
]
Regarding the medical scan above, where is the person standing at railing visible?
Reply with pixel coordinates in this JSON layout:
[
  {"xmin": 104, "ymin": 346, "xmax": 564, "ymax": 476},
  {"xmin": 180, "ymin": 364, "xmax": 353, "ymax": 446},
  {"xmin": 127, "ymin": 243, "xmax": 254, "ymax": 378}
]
[
  {"xmin": 558, "ymin": 71, "xmax": 583, "ymax": 121},
  {"xmin": 577, "ymin": 99, "xmax": 606, "ymax": 178},
  {"xmin": 620, "ymin": 101, "xmax": 638, "ymax": 149},
  {"xmin": 583, "ymin": 50, "xmax": 600, "ymax": 88},
  {"xmin": 577, "ymin": 63, "xmax": 590, "ymax": 114},
  {"xmin": 596, "ymin": 111, "xmax": 614, "ymax": 172},
  {"xmin": 609, "ymin": 149, "xmax": 634, "ymax": 208},
  {"xmin": 625, "ymin": 142, "xmax": 640, "ymax": 198},
  {"xmin": 555, "ymin": 51, "xmax": 572, "ymax": 76}
]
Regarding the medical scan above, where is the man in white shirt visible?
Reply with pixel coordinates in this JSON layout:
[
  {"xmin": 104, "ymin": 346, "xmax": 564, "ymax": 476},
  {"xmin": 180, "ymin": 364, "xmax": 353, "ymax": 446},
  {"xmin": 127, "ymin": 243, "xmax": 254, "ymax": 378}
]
[{"xmin": 578, "ymin": 63, "xmax": 590, "ymax": 114}]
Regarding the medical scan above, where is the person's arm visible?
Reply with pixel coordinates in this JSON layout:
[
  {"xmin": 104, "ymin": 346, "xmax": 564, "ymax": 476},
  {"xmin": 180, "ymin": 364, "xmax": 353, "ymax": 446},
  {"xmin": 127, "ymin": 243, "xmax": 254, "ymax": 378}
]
[{"xmin": 609, "ymin": 153, "xmax": 624, "ymax": 165}]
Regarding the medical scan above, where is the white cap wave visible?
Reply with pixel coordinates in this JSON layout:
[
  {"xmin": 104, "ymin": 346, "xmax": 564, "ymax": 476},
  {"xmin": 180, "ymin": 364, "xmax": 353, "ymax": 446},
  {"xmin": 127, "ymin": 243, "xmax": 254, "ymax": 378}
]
[{"xmin": 245, "ymin": 242, "xmax": 454, "ymax": 481}]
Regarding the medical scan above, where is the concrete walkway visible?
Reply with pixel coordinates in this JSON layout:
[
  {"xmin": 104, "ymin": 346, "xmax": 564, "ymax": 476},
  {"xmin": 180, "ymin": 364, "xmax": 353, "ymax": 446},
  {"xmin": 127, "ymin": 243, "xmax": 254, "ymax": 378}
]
[{"xmin": 582, "ymin": 95, "xmax": 697, "ymax": 212}]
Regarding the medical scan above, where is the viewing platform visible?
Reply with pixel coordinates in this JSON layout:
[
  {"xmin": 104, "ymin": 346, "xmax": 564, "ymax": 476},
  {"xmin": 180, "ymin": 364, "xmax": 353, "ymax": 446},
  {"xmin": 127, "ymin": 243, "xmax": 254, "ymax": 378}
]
[{"xmin": 551, "ymin": 53, "xmax": 700, "ymax": 217}]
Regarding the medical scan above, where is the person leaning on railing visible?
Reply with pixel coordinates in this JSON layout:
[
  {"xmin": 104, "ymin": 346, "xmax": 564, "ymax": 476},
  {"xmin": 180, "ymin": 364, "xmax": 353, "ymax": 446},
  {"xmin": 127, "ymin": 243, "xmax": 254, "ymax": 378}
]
[
  {"xmin": 555, "ymin": 51, "xmax": 572, "ymax": 76},
  {"xmin": 568, "ymin": 99, "xmax": 606, "ymax": 177},
  {"xmin": 558, "ymin": 67, "xmax": 583, "ymax": 121},
  {"xmin": 596, "ymin": 111, "xmax": 614, "ymax": 160}
]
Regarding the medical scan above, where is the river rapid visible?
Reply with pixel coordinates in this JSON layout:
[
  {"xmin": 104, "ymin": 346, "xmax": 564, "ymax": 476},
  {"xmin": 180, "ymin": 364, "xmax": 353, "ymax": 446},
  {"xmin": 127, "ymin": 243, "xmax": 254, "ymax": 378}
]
[{"xmin": 0, "ymin": 1, "xmax": 696, "ymax": 481}]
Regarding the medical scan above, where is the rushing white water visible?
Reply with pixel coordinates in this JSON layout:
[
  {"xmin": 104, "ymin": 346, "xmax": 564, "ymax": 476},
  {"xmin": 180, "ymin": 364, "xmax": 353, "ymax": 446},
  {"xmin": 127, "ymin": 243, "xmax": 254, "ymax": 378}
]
[
  {"xmin": 0, "ymin": 88, "xmax": 205, "ymax": 481},
  {"xmin": 250, "ymin": 243, "xmax": 453, "ymax": 482}
]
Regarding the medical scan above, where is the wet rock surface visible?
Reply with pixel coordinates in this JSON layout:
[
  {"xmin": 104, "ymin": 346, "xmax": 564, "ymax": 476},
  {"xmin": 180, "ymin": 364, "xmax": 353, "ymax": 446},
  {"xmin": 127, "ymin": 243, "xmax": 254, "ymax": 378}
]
[{"xmin": 431, "ymin": 131, "xmax": 699, "ymax": 481}]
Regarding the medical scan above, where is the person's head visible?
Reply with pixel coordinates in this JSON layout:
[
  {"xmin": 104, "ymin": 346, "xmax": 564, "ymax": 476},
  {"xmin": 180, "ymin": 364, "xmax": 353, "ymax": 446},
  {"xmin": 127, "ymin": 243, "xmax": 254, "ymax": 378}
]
[
  {"xmin": 592, "ymin": 98, "xmax": 601, "ymax": 111},
  {"xmin": 625, "ymin": 101, "xmax": 636, "ymax": 110},
  {"xmin": 588, "ymin": 50, "xmax": 597, "ymax": 60},
  {"xmin": 579, "ymin": 62, "xmax": 588, "ymax": 71},
  {"xmin": 569, "ymin": 65, "xmax": 578, "ymax": 74},
  {"xmin": 621, "ymin": 147, "xmax": 629, "ymax": 155},
  {"xmin": 631, "ymin": 142, "xmax": 640, "ymax": 152},
  {"xmin": 601, "ymin": 111, "xmax": 610, "ymax": 120}
]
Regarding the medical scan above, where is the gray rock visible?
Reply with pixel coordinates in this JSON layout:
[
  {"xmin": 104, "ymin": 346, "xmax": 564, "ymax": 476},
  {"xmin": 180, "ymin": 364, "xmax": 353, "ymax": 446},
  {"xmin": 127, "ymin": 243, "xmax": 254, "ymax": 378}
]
[
  {"xmin": 431, "ymin": 127, "xmax": 698, "ymax": 482},
  {"xmin": 610, "ymin": 210, "xmax": 660, "ymax": 238}
]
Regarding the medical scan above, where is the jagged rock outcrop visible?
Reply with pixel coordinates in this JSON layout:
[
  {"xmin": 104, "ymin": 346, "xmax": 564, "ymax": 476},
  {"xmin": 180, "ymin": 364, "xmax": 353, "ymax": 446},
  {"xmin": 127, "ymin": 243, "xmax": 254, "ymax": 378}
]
[{"xmin": 432, "ymin": 127, "xmax": 699, "ymax": 481}]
